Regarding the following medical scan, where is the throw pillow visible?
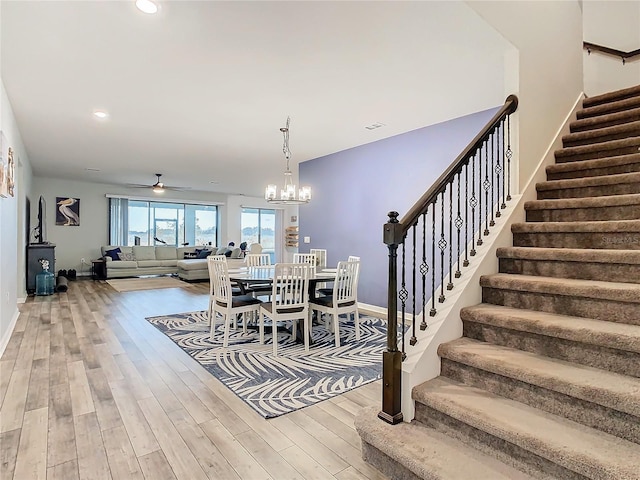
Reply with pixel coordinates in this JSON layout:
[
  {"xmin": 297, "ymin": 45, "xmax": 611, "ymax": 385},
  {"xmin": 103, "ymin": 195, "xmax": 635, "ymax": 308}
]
[
  {"xmin": 216, "ymin": 246, "xmax": 227, "ymax": 255},
  {"xmin": 105, "ymin": 247, "xmax": 122, "ymax": 261},
  {"xmin": 196, "ymin": 249, "xmax": 212, "ymax": 259},
  {"xmin": 117, "ymin": 252, "xmax": 136, "ymax": 261}
]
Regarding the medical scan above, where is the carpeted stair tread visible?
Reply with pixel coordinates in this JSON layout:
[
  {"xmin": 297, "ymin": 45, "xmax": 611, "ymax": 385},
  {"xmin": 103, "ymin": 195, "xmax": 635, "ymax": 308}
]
[
  {"xmin": 554, "ymin": 136, "xmax": 640, "ymax": 163},
  {"xmin": 562, "ymin": 120, "xmax": 640, "ymax": 147},
  {"xmin": 578, "ymin": 95, "xmax": 640, "ymax": 120},
  {"xmin": 438, "ymin": 337, "xmax": 640, "ymax": 416},
  {"xmin": 524, "ymin": 192, "xmax": 640, "ymax": 210},
  {"xmin": 461, "ymin": 303, "xmax": 640, "ymax": 353},
  {"xmin": 354, "ymin": 406, "xmax": 537, "ymax": 480},
  {"xmin": 546, "ymin": 152, "xmax": 640, "ymax": 179},
  {"xmin": 583, "ymin": 84, "xmax": 640, "ymax": 109},
  {"xmin": 413, "ymin": 377, "xmax": 640, "ymax": 480},
  {"xmin": 480, "ymin": 273, "xmax": 640, "ymax": 304},
  {"xmin": 497, "ymin": 246, "xmax": 640, "ymax": 265},
  {"xmin": 512, "ymin": 218, "xmax": 640, "ymax": 233},
  {"xmin": 570, "ymin": 106, "xmax": 640, "ymax": 133},
  {"xmin": 536, "ymin": 171, "xmax": 640, "ymax": 193}
]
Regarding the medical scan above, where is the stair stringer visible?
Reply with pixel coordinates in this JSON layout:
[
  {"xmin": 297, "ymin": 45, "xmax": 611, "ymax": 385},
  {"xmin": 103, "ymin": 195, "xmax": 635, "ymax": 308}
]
[{"xmin": 398, "ymin": 93, "xmax": 584, "ymax": 421}]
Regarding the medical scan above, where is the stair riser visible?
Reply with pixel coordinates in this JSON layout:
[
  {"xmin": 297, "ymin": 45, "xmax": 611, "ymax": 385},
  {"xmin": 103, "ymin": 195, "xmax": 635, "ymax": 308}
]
[
  {"xmin": 440, "ymin": 359, "xmax": 640, "ymax": 444},
  {"xmin": 360, "ymin": 442, "xmax": 424, "ymax": 480},
  {"xmin": 578, "ymin": 97, "xmax": 640, "ymax": 119},
  {"xmin": 414, "ymin": 404, "xmax": 588, "ymax": 480},
  {"xmin": 525, "ymin": 204, "xmax": 640, "ymax": 222},
  {"xmin": 556, "ymin": 145, "xmax": 640, "ymax": 163},
  {"xmin": 513, "ymin": 232, "xmax": 640, "ymax": 250},
  {"xmin": 570, "ymin": 111, "xmax": 640, "ymax": 133},
  {"xmin": 462, "ymin": 320, "xmax": 640, "ymax": 377},
  {"xmin": 536, "ymin": 182, "xmax": 640, "ymax": 199},
  {"xmin": 546, "ymin": 160, "xmax": 640, "ymax": 180},
  {"xmin": 482, "ymin": 287, "xmax": 640, "ymax": 325},
  {"xmin": 563, "ymin": 127, "xmax": 640, "ymax": 148},
  {"xmin": 498, "ymin": 257, "xmax": 640, "ymax": 284}
]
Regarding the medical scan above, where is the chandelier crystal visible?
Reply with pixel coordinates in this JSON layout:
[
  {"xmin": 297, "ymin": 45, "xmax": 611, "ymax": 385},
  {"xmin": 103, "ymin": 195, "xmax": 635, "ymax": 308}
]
[{"xmin": 265, "ymin": 116, "xmax": 311, "ymax": 204}]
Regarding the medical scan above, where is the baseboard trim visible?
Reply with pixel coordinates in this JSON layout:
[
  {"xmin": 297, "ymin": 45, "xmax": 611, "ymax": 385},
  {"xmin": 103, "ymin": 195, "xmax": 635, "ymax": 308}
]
[{"xmin": 0, "ymin": 307, "xmax": 20, "ymax": 358}]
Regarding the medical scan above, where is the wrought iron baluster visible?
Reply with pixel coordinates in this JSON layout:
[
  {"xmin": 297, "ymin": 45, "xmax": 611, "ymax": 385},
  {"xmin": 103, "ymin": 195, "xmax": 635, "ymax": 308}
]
[
  {"xmin": 477, "ymin": 146, "xmax": 484, "ymax": 247},
  {"xmin": 470, "ymin": 154, "xmax": 477, "ymax": 255},
  {"xmin": 430, "ymin": 204, "xmax": 437, "ymax": 316},
  {"xmin": 399, "ymin": 242, "xmax": 407, "ymax": 359},
  {"xmin": 506, "ymin": 115, "xmax": 512, "ymax": 201},
  {"xmin": 463, "ymin": 161, "xmax": 470, "ymax": 267},
  {"xmin": 438, "ymin": 191, "xmax": 447, "ymax": 303},
  {"xmin": 410, "ymin": 225, "xmax": 417, "ymax": 346},
  {"xmin": 489, "ymin": 131, "xmax": 495, "ymax": 227},
  {"xmin": 447, "ymin": 181, "xmax": 453, "ymax": 290},
  {"xmin": 497, "ymin": 120, "xmax": 504, "ymax": 214},
  {"xmin": 420, "ymin": 212, "xmax": 428, "ymax": 330},
  {"xmin": 455, "ymin": 171, "xmax": 463, "ymax": 277},
  {"xmin": 483, "ymin": 139, "xmax": 490, "ymax": 236}
]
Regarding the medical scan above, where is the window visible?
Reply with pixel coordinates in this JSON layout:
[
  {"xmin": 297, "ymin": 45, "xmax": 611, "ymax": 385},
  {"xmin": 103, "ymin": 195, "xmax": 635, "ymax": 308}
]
[
  {"xmin": 241, "ymin": 207, "xmax": 276, "ymax": 262},
  {"xmin": 109, "ymin": 198, "xmax": 218, "ymax": 247}
]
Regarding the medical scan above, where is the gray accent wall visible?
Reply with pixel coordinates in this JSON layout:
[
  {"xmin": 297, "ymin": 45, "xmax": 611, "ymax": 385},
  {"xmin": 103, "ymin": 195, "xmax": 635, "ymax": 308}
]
[{"xmin": 299, "ymin": 107, "xmax": 499, "ymax": 308}]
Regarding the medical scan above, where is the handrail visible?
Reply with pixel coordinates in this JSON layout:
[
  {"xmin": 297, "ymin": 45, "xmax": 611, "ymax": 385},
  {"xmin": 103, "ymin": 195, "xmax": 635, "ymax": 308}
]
[
  {"xmin": 583, "ymin": 41, "xmax": 640, "ymax": 65},
  {"xmin": 399, "ymin": 95, "xmax": 518, "ymax": 234}
]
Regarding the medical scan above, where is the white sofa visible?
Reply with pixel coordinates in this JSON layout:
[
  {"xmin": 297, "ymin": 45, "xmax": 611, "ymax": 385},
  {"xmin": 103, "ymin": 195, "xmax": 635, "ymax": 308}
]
[
  {"xmin": 101, "ymin": 245, "xmax": 248, "ymax": 280},
  {"xmin": 101, "ymin": 245, "xmax": 206, "ymax": 279}
]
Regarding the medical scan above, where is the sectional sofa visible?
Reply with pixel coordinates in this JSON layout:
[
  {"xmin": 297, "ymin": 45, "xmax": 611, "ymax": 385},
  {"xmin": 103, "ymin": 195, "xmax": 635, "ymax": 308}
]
[{"xmin": 100, "ymin": 245, "xmax": 246, "ymax": 280}]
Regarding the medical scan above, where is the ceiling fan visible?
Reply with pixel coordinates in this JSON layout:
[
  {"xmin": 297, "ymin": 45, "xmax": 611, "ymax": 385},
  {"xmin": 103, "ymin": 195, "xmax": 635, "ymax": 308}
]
[{"xmin": 126, "ymin": 173, "xmax": 191, "ymax": 193}]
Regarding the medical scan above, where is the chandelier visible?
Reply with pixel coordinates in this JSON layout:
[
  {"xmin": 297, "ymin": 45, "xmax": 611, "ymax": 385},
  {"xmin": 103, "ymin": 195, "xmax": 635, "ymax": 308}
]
[{"xmin": 265, "ymin": 116, "xmax": 311, "ymax": 204}]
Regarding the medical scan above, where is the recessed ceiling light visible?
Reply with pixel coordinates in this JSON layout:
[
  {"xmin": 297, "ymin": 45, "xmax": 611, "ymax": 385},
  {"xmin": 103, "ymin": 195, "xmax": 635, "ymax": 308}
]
[
  {"xmin": 85, "ymin": 168, "xmax": 101, "ymax": 172},
  {"xmin": 365, "ymin": 122, "xmax": 385, "ymax": 130},
  {"xmin": 93, "ymin": 110, "xmax": 109, "ymax": 119},
  {"xmin": 209, "ymin": 180, "xmax": 220, "ymax": 185},
  {"xmin": 136, "ymin": 0, "xmax": 159, "ymax": 14}
]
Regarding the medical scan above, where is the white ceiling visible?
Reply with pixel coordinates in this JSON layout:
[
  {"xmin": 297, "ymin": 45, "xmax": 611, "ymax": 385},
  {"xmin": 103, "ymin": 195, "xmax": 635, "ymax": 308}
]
[{"xmin": 1, "ymin": 1, "xmax": 510, "ymax": 197}]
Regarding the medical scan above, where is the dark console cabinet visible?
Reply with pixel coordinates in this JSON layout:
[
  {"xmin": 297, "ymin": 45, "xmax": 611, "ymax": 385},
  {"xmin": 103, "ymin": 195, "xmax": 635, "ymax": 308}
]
[{"xmin": 27, "ymin": 244, "xmax": 56, "ymax": 294}]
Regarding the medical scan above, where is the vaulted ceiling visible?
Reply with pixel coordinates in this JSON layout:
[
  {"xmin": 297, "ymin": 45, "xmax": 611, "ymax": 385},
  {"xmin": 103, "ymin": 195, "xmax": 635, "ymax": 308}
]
[{"xmin": 1, "ymin": 1, "xmax": 510, "ymax": 197}]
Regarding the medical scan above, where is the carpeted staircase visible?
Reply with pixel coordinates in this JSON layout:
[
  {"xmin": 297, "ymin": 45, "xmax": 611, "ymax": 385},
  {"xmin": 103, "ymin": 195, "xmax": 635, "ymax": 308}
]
[{"xmin": 355, "ymin": 84, "xmax": 640, "ymax": 479}]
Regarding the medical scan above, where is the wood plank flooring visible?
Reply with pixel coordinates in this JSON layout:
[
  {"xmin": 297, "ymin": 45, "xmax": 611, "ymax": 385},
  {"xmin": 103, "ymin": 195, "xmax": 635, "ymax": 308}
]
[{"xmin": 0, "ymin": 279, "xmax": 387, "ymax": 480}]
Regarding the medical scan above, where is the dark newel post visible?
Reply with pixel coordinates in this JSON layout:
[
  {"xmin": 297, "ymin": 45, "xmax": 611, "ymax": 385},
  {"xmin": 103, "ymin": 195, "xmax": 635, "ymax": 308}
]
[{"xmin": 378, "ymin": 211, "xmax": 404, "ymax": 425}]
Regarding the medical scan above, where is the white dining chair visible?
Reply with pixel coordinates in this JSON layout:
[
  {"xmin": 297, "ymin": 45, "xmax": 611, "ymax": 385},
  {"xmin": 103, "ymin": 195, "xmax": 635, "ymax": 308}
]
[
  {"xmin": 244, "ymin": 253, "xmax": 272, "ymax": 299},
  {"xmin": 293, "ymin": 253, "xmax": 316, "ymax": 265},
  {"xmin": 245, "ymin": 253, "xmax": 271, "ymax": 266},
  {"xmin": 309, "ymin": 260, "xmax": 360, "ymax": 347},
  {"xmin": 309, "ymin": 249, "xmax": 327, "ymax": 268},
  {"xmin": 208, "ymin": 256, "xmax": 262, "ymax": 347},
  {"xmin": 259, "ymin": 263, "xmax": 311, "ymax": 356},
  {"xmin": 319, "ymin": 255, "xmax": 360, "ymax": 297}
]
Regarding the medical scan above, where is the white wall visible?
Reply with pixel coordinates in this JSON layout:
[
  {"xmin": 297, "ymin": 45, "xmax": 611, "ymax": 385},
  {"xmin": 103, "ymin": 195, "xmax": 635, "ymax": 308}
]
[
  {"xmin": 468, "ymin": 1, "xmax": 584, "ymax": 189},
  {"xmin": 583, "ymin": 1, "xmax": 640, "ymax": 96},
  {"xmin": 1, "ymin": 80, "xmax": 32, "ymax": 355}
]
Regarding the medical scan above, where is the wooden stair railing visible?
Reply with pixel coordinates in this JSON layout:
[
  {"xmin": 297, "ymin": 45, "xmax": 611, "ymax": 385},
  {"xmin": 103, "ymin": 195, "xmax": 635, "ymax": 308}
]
[{"xmin": 379, "ymin": 95, "xmax": 518, "ymax": 424}]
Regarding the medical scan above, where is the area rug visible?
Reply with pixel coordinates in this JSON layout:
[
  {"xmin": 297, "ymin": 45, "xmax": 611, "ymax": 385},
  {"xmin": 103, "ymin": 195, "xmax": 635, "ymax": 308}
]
[
  {"xmin": 107, "ymin": 276, "xmax": 190, "ymax": 292},
  {"xmin": 145, "ymin": 311, "xmax": 386, "ymax": 418}
]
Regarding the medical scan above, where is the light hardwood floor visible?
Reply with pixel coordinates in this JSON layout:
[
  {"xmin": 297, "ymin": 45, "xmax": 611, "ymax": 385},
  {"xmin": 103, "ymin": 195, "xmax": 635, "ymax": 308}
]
[{"xmin": 0, "ymin": 279, "xmax": 388, "ymax": 480}]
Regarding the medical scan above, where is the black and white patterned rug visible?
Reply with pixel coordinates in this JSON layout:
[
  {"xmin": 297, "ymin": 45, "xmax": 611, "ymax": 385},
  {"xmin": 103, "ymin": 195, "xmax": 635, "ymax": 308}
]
[{"xmin": 145, "ymin": 311, "xmax": 386, "ymax": 418}]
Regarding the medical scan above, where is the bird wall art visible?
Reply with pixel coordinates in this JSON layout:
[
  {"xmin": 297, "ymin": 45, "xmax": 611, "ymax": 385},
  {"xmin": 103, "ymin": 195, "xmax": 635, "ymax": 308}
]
[{"xmin": 56, "ymin": 197, "xmax": 80, "ymax": 226}]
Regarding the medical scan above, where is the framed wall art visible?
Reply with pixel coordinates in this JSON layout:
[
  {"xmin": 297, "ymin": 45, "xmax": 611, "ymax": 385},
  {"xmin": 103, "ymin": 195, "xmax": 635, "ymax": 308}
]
[
  {"xmin": 0, "ymin": 132, "xmax": 7, "ymax": 198},
  {"xmin": 55, "ymin": 197, "xmax": 80, "ymax": 226}
]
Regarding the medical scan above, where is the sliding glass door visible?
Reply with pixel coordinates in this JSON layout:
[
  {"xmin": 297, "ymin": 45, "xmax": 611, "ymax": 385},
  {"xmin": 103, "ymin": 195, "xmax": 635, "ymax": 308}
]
[{"xmin": 241, "ymin": 208, "xmax": 276, "ymax": 262}]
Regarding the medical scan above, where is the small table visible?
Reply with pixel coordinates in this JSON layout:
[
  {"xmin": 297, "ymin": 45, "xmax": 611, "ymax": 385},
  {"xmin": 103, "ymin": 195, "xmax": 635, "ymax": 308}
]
[{"xmin": 91, "ymin": 259, "xmax": 107, "ymax": 280}]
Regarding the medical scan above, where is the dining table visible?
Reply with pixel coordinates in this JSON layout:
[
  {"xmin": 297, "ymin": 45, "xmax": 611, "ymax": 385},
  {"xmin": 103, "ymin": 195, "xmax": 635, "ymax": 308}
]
[
  {"xmin": 227, "ymin": 265, "xmax": 337, "ymax": 345},
  {"xmin": 228, "ymin": 265, "xmax": 337, "ymax": 300}
]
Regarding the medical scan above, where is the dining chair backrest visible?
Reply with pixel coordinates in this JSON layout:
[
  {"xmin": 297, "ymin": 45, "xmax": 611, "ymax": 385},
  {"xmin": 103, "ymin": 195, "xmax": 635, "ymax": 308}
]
[
  {"xmin": 347, "ymin": 255, "xmax": 360, "ymax": 263},
  {"xmin": 310, "ymin": 249, "xmax": 327, "ymax": 268},
  {"xmin": 293, "ymin": 253, "xmax": 316, "ymax": 266},
  {"xmin": 208, "ymin": 255, "xmax": 233, "ymax": 304},
  {"xmin": 245, "ymin": 253, "xmax": 271, "ymax": 267},
  {"xmin": 333, "ymin": 260, "xmax": 360, "ymax": 304},
  {"xmin": 249, "ymin": 243, "xmax": 263, "ymax": 254},
  {"xmin": 271, "ymin": 263, "xmax": 310, "ymax": 313}
]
